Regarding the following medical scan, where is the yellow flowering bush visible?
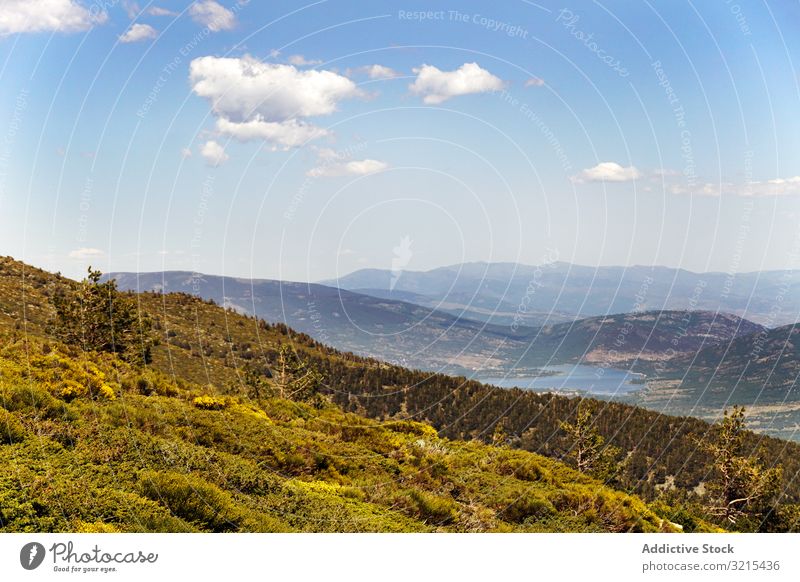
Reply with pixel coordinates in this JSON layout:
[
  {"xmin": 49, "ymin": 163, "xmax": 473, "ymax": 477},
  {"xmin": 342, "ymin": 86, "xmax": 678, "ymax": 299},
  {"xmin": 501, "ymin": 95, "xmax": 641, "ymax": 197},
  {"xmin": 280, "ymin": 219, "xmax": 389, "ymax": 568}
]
[
  {"xmin": 58, "ymin": 380, "xmax": 87, "ymax": 401},
  {"xmin": 98, "ymin": 384, "xmax": 116, "ymax": 400},
  {"xmin": 193, "ymin": 395, "xmax": 228, "ymax": 410}
]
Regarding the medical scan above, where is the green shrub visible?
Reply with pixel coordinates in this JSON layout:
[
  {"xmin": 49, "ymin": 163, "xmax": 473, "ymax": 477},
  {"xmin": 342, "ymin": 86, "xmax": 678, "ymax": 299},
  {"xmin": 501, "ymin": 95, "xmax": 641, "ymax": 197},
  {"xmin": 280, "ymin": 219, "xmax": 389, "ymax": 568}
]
[
  {"xmin": 498, "ymin": 494, "xmax": 555, "ymax": 524},
  {"xmin": 0, "ymin": 384, "xmax": 72, "ymax": 420},
  {"xmin": 0, "ymin": 409, "xmax": 25, "ymax": 444},
  {"xmin": 138, "ymin": 470, "xmax": 241, "ymax": 531},
  {"xmin": 408, "ymin": 489, "xmax": 458, "ymax": 525}
]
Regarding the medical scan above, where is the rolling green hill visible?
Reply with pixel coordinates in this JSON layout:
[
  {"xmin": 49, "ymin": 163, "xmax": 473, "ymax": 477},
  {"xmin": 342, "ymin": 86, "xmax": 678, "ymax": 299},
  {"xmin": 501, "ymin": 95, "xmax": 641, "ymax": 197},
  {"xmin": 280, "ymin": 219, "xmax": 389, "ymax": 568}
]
[{"xmin": 1, "ymin": 337, "xmax": 680, "ymax": 533}]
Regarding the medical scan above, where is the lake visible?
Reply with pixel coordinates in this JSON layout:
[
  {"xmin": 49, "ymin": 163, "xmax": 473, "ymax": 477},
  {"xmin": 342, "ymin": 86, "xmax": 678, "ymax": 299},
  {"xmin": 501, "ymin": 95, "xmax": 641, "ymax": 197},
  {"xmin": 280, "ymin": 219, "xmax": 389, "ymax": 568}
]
[{"xmin": 477, "ymin": 364, "xmax": 644, "ymax": 396}]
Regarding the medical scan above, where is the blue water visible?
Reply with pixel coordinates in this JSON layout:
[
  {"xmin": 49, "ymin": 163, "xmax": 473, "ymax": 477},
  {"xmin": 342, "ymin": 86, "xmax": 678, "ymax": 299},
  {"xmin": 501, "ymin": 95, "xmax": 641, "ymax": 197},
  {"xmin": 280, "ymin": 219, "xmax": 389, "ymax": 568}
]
[{"xmin": 479, "ymin": 364, "xmax": 644, "ymax": 395}]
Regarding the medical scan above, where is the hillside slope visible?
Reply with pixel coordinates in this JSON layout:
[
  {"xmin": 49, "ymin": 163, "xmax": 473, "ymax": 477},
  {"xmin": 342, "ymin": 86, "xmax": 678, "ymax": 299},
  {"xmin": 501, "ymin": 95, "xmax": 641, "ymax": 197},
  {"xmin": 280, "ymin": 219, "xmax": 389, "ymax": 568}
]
[
  {"xmin": 1, "ymin": 256, "xmax": 798, "ymax": 531},
  {"xmin": 0, "ymin": 258, "xmax": 686, "ymax": 533},
  {"xmin": 2, "ymin": 338, "xmax": 681, "ymax": 533},
  {"xmin": 513, "ymin": 310, "xmax": 764, "ymax": 368},
  {"xmin": 633, "ymin": 324, "xmax": 800, "ymax": 420}
]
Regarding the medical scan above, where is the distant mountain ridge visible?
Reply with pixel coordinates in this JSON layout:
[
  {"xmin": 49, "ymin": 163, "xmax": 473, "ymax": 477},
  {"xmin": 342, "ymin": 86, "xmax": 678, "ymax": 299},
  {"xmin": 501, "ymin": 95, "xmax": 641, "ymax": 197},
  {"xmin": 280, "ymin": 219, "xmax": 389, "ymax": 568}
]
[
  {"xmin": 108, "ymin": 270, "xmax": 766, "ymax": 379},
  {"xmin": 323, "ymin": 261, "xmax": 800, "ymax": 328}
]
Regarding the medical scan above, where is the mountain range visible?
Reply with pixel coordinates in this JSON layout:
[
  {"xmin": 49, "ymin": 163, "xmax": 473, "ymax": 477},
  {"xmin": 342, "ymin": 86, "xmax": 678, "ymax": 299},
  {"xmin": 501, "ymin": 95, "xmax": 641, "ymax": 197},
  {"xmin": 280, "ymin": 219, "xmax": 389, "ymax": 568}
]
[
  {"xmin": 107, "ymin": 269, "xmax": 770, "ymax": 377},
  {"xmin": 324, "ymin": 262, "xmax": 800, "ymax": 328}
]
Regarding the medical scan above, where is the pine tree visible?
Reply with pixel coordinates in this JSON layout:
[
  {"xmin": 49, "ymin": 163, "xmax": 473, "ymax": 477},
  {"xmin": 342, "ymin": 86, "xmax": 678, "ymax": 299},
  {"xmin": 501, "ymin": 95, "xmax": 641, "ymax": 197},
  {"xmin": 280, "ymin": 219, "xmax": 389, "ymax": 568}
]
[
  {"xmin": 560, "ymin": 400, "xmax": 621, "ymax": 481},
  {"xmin": 242, "ymin": 362, "xmax": 273, "ymax": 400},
  {"xmin": 701, "ymin": 406, "xmax": 782, "ymax": 526},
  {"xmin": 272, "ymin": 344, "xmax": 324, "ymax": 404},
  {"xmin": 50, "ymin": 267, "xmax": 156, "ymax": 365}
]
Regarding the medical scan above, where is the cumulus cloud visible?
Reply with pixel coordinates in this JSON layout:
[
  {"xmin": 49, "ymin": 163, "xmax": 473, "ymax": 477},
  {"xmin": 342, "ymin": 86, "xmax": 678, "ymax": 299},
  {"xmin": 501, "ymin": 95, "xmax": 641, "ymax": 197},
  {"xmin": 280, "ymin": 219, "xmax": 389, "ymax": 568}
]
[
  {"xmin": 189, "ymin": 55, "xmax": 362, "ymax": 151},
  {"xmin": 180, "ymin": 147, "xmax": 193, "ymax": 159},
  {"xmin": 0, "ymin": 0, "xmax": 106, "ymax": 34},
  {"xmin": 524, "ymin": 77, "xmax": 545, "ymax": 87},
  {"xmin": 68, "ymin": 247, "xmax": 105, "ymax": 260},
  {"xmin": 572, "ymin": 162, "xmax": 641, "ymax": 183},
  {"xmin": 189, "ymin": 0, "xmax": 235, "ymax": 32},
  {"xmin": 410, "ymin": 62, "xmax": 505, "ymax": 104},
  {"xmin": 200, "ymin": 140, "xmax": 229, "ymax": 166},
  {"xmin": 119, "ymin": 23, "xmax": 157, "ymax": 43},
  {"xmin": 287, "ymin": 54, "xmax": 322, "ymax": 66},
  {"xmin": 190, "ymin": 56, "xmax": 361, "ymax": 122},
  {"xmin": 308, "ymin": 158, "xmax": 389, "ymax": 178},
  {"xmin": 216, "ymin": 117, "xmax": 328, "ymax": 150}
]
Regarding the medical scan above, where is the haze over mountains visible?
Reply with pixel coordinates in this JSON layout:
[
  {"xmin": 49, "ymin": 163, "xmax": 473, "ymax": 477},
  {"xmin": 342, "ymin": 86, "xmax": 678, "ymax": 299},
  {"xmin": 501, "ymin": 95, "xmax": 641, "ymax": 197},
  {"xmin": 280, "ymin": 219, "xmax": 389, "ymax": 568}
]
[
  {"xmin": 108, "ymin": 261, "xmax": 794, "ymax": 374},
  {"xmin": 324, "ymin": 262, "xmax": 800, "ymax": 328}
]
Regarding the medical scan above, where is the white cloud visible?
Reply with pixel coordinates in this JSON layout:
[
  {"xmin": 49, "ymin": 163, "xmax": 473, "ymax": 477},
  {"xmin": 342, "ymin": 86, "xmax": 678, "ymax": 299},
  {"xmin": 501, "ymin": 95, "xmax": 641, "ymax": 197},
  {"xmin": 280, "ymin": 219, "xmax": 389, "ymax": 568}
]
[
  {"xmin": 572, "ymin": 162, "xmax": 641, "ymax": 183},
  {"xmin": 147, "ymin": 6, "xmax": 176, "ymax": 16},
  {"xmin": 366, "ymin": 64, "xmax": 400, "ymax": 79},
  {"xmin": 189, "ymin": 55, "xmax": 361, "ymax": 150},
  {"xmin": 524, "ymin": 77, "xmax": 544, "ymax": 87},
  {"xmin": 190, "ymin": 56, "xmax": 360, "ymax": 122},
  {"xmin": 217, "ymin": 117, "xmax": 328, "ymax": 150},
  {"xmin": 287, "ymin": 54, "xmax": 322, "ymax": 66},
  {"xmin": 119, "ymin": 23, "xmax": 157, "ymax": 43},
  {"xmin": 409, "ymin": 62, "xmax": 505, "ymax": 104},
  {"xmin": 68, "ymin": 247, "xmax": 105, "ymax": 260},
  {"xmin": 200, "ymin": 140, "xmax": 229, "ymax": 166},
  {"xmin": 189, "ymin": 0, "xmax": 235, "ymax": 32},
  {"xmin": 0, "ymin": 0, "xmax": 106, "ymax": 34},
  {"xmin": 308, "ymin": 158, "xmax": 388, "ymax": 178},
  {"xmin": 180, "ymin": 147, "xmax": 193, "ymax": 158}
]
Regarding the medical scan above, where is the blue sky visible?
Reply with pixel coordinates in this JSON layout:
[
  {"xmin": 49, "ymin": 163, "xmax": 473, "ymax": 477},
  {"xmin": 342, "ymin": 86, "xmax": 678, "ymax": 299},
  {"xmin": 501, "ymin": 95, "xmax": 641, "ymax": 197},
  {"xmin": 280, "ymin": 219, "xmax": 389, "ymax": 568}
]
[{"xmin": 1, "ymin": 0, "xmax": 800, "ymax": 281}]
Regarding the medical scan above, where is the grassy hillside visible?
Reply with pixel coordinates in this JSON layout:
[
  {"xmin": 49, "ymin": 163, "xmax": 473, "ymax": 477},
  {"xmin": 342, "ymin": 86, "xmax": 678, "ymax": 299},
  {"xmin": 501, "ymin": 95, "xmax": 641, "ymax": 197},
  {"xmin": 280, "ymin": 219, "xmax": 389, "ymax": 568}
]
[
  {"xmin": 0, "ymin": 256, "xmax": 795, "ymax": 531},
  {"xmin": 1, "ymin": 337, "xmax": 687, "ymax": 533}
]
